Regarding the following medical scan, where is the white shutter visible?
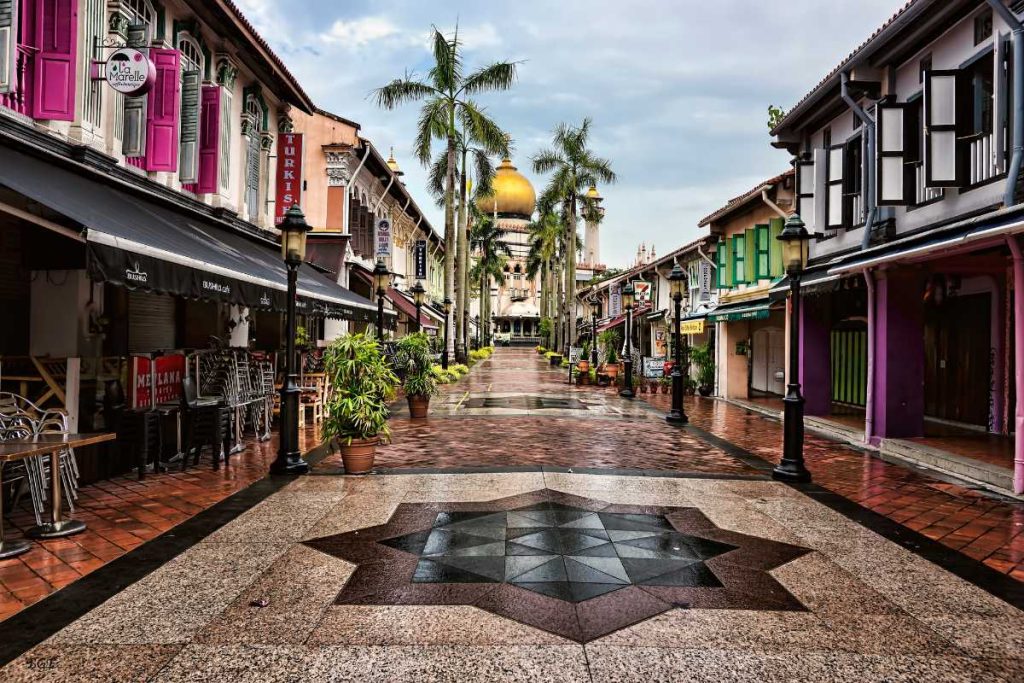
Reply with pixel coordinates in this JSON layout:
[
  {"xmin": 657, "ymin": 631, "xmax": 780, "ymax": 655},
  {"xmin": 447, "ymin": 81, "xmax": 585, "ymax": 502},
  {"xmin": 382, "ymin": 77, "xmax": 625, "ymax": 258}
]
[
  {"xmin": 796, "ymin": 157, "xmax": 815, "ymax": 230},
  {"xmin": 813, "ymin": 148, "xmax": 827, "ymax": 233},
  {"xmin": 178, "ymin": 70, "xmax": 201, "ymax": 183},
  {"xmin": 123, "ymin": 96, "xmax": 147, "ymax": 156},
  {"xmin": 924, "ymin": 70, "xmax": 964, "ymax": 187},
  {"xmin": 994, "ymin": 36, "xmax": 1008, "ymax": 174},
  {"xmin": 0, "ymin": 0, "xmax": 17, "ymax": 94},
  {"xmin": 877, "ymin": 102, "xmax": 911, "ymax": 205},
  {"xmin": 827, "ymin": 145, "xmax": 845, "ymax": 229}
]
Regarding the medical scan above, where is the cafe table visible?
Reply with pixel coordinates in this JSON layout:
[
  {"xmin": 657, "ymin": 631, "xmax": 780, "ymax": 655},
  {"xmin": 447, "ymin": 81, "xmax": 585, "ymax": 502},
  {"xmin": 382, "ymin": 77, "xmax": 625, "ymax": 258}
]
[{"xmin": 0, "ymin": 433, "xmax": 115, "ymax": 553}]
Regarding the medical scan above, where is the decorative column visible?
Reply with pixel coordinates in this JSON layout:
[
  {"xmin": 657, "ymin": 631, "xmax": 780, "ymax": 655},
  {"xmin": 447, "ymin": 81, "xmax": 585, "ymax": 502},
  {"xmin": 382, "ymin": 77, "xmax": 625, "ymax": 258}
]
[{"xmin": 799, "ymin": 295, "xmax": 831, "ymax": 416}]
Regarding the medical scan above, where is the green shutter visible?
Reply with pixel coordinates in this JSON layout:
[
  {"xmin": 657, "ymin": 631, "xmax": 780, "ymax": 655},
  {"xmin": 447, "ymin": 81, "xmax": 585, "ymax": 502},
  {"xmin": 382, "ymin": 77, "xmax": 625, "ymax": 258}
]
[
  {"xmin": 732, "ymin": 234, "xmax": 745, "ymax": 285},
  {"xmin": 744, "ymin": 229, "xmax": 756, "ymax": 283},
  {"xmin": 754, "ymin": 224, "xmax": 770, "ymax": 280},
  {"xmin": 769, "ymin": 217, "xmax": 784, "ymax": 277},
  {"xmin": 716, "ymin": 240, "xmax": 731, "ymax": 288}
]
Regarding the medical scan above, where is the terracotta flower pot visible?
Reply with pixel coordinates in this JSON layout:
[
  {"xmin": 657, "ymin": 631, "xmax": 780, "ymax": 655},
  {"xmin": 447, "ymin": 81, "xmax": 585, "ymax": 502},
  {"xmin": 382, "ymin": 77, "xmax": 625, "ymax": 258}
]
[
  {"xmin": 408, "ymin": 394, "xmax": 430, "ymax": 419},
  {"xmin": 604, "ymin": 363, "xmax": 619, "ymax": 378},
  {"xmin": 660, "ymin": 384, "xmax": 670, "ymax": 394},
  {"xmin": 340, "ymin": 437, "xmax": 379, "ymax": 474},
  {"xmin": 577, "ymin": 360, "xmax": 590, "ymax": 373}
]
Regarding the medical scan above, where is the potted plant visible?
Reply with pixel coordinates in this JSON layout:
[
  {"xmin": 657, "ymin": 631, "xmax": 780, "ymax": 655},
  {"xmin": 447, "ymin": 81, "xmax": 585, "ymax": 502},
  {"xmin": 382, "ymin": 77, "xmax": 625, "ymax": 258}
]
[
  {"xmin": 396, "ymin": 332, "xmax": 439, "ymax": 419},
  {"xmin": 323, "ymin": 333, "xmax": 398, "ymax": 474},
  {"xmin": 659, "ymin": 376, "xmax": 671, "ymax": 394},
  {"xmin": 604, "ymin": 345, "xmax": 619, "ymax": 379},
  {"xmin": 639, "ymin": 377, "xmax": 649, "ymax": 394},
  {"xmin": 577, "ymin": 341, "xmax": 591, "ymax": 374},
  {"xmin": 691, "ymin": 343, "xmax": 716, "ymax": 397}
]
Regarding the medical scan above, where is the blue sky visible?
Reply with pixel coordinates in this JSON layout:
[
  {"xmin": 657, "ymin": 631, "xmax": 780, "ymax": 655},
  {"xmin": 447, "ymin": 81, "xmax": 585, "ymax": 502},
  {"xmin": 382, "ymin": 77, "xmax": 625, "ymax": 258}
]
[{"xmin": 237, "ymin": 0, "xmax": 906, "ymax": 268}]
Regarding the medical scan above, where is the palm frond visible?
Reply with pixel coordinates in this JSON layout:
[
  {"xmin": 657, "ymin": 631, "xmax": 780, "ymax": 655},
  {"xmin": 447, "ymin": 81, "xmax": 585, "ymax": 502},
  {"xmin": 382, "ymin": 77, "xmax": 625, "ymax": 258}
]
[
  {"xmin": 426, "ymin": 150, "xmax": 448, "ymax": 207},
  {"xmin": 531, "ymin": 149, "xmax": 564, "ymax": 174},
  {"xmin": 459, "ymin": 99, "xmax": 511, "ymax": 157},
  {"xmin": 460, "ymin": 61, "xmax": 520, "ymax": 96},
  {"xmin": 371, "ymin": 74, "xmax": 437, "ymax": 110},
  {"xmin": 470, "ymin": 148, "xmax": 496, "ymax": 198},
  {"xmin": 413, "ymin": 98, "xmax": 448, "ymax": 166},
  {"xmin": 428, "ymin": 27, "xmax": 461, "ymax": 94}
]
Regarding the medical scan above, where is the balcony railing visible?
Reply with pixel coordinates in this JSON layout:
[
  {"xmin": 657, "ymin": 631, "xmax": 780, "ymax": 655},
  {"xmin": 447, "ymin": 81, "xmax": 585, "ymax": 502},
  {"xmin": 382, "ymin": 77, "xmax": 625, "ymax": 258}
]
[
  {"xmin": 914, "ymin": 163, "xmax": 943, "ymax": 205},
  {"xmin": 0, "ymin": 46, "xmax": 36, "ymax": 117},
  {"xmin": 968, "ymin": 132, "xmax": 1002, "ymax": 186}
]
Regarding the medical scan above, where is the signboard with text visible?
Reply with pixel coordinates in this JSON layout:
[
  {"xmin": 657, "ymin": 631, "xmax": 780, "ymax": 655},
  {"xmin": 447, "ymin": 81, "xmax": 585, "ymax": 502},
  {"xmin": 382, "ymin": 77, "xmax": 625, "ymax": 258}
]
[
  {"xmin": 414, "ymin": 239, "xmax": 427, "ymax": 279},
  {"xmin": 633, "ymin": 280, "xmax": 651, "ymax": 304},
  {"xmin": 609, "ymin": 286, "xmax": 622, "ymax": 318},
  {"xmin": 699, "ymin": 260, "xmax": 713, "ymax": 302},
  {"xmin": 129, "ymin": 354, "xmax": 186, "ymax": 409},
  {"xmin": 375, "ymin": 218, "xmax": 392, "ymax": 257},
  {"xmin": 274, "ymin": 133, "xmax": 304, "ymax": 225}
]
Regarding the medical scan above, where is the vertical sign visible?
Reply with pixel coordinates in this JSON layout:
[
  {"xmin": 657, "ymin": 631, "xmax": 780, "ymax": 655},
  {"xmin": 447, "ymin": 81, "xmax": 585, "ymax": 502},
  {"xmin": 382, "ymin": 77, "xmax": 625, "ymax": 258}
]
[
  {"xmin": 699, "ymin": 260, "xmax": 713, "ymax": 302},
  {"xmin": 633, "ymin": 280, "xmax": 651, "ymax": 305},
  {"xmin": 274, "ymin": 133, "xmax": 304, "ymax": 225},
  {"xmin": 375, "ymin": 218, "xmax": 392, "ymax": 257},
  {"xmin": 609, "ymin": 286, "xmax": 622, "ymax": 317},
  {"xmin": 414, "ymin": 239, "xmax": 427, "ymax": 279}
]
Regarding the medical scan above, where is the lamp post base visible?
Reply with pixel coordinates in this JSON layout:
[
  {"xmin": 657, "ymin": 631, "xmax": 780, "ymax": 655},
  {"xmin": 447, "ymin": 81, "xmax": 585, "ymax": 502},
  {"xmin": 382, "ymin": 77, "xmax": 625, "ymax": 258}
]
[
  {"xmin": 665, "ymin": 411, "xmax": 688, "ymax": 426},
  {"xmin": 270, "ymin": 456, "xmax": 310, "ymax": 475},
  {"xmin": 773, "ymin": 388, "xmax": 810, "ymax": 482},
  {"xmin": 619, "ymin": 389, "xmax": 635, "ymax": 399},
  {"xmin": 772, "ymin": 461, "xmax": 811, "ymax": 482}
]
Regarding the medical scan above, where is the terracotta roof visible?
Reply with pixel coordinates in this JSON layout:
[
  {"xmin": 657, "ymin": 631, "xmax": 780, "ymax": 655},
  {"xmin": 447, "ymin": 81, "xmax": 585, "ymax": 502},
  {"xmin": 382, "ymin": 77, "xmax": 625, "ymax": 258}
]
[
  {"xmin": 697, "ymin": 169, "xmax": 793, "ymax": 227},
  {"xmin": 220, "ymin": 0, "xmax": 315, "ymax": 113},
  {"xmin": 770, "ymin": 0, "xmax": 923, "ymax": 136}
]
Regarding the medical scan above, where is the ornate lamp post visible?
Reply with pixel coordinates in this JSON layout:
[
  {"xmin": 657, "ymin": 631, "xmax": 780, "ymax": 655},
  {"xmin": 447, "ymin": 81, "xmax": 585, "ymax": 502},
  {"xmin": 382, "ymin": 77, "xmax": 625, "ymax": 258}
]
[
  {"xmin": 620, "ymin": 282, "xmax": 636, "ymax": 399},
  {"xmin": 666, "ymin": 263, "xmax": 688, "ymax": 425},
  {"xmin": 773, "ymin": 214, "xmax": 812, "ymax": 483},
  {"xmin": 270, "ymin": 205, "xmax": 312, "ymax": 475},
  {"xmin": 372, "ymin": 259, "xmax": 391, "ymax": 345},
  {"xmin": 411, "ymin": 280, "xmax": 426, "ymax": 333},
  {"xmin": 589, "ymin": 298, "xmax": 600, "ymax": 367},
  {"xmin": 442, "ymin": 297, "xmax": 452, "ymax": 369}
]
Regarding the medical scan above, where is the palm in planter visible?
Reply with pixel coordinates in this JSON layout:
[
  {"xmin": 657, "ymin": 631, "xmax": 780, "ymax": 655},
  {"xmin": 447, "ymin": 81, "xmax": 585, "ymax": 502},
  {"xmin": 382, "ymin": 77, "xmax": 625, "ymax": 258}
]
[
  {"xmin": 323, "ymin": 333, "xmax": 398, "ymax": 474},
  {"xmin": 396, "ymin": 332, "xmax": 440, "ymax": 418}
]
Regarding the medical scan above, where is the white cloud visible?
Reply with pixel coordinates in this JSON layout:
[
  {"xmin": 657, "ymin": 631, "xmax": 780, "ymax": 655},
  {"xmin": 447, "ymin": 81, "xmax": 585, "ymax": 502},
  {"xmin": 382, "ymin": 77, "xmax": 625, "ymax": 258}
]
[{"xmin": 320, "ymin": 16, "xmax": 403, "ymax": 48}]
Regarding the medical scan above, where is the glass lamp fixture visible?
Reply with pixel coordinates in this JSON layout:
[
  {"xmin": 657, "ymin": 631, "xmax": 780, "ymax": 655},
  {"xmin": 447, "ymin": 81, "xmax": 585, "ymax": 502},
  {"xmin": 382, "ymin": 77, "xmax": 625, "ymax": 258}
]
[
  {"xmin": 778, "ymin": 213, "xmax": 811, "ymax": 274},
  {"xmin": 668, "ymin": 263, "xmax": 685, "ymax": 299},
  {"xmin": 372, "ymin": 259, "xmax": 391, "ymax": 296},
  {"xmin": 278, "ymin": 205, "xmax": 311, "ymax": 264},
  {"xmin": 412, "ymin": 280, "xmax": 426, "ymax": 305},
  {"xmin": 621, "ymin": 282, "xmax": 635, "ymax": 310}
]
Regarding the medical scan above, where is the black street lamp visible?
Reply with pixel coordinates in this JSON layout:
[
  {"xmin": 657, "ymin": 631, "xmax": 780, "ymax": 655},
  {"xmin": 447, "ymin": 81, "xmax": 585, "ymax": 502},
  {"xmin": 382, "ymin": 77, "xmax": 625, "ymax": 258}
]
[
  {"xmin": 442, "ymin": 297, "xmax": 452, "ymax": 369},
  {"xmin": 411, "ymin": 280, "xmax": 426, "ymax": 333},
  {"xmin": 773, "ymin": 214, "xmax": 812, "ymax": 483},
  {"xmin": 620, "ymin": 282, "xmax": 636, "ymax": 399},
  {"xmin": 270, "ymin": 205, "xmax": 312, "ymax": 475},
  {"xmin": 666, "ymin": 263, "xmax": 688, "ymax": 425},
  {"xmin": 372, "ymin": 260, "xmax": 391, "ymax": 345},
  {"xmin": 589, "ymin": 298, "xmax": 600, "ymax": 367}
]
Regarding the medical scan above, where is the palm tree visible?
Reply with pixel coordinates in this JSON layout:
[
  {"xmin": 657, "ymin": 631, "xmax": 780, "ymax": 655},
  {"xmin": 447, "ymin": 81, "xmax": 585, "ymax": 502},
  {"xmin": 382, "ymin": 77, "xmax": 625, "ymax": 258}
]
[
  {"xmin": 533, "ymin": 119, "xmax": 615, "ymax": 352},
  {"xmin": 526, "ymin": 210, "xmax": 562, "ymax": 348},
  {"xmin": 470, "ymin": 210, "xmax": 510, "ymax": 346},
  {"xmin": 373, "ymin": 27, "xmax": 516, "ymax": 357}
]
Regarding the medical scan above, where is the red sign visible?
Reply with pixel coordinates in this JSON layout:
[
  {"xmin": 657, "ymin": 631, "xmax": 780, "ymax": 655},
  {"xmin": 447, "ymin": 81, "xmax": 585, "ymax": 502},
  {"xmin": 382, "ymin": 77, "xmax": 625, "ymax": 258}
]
[
  {"xmin": 130, "ymin": 354, "xmax": 186, "ymax": 409},
  {"xmin": 274, "ymin": 133, "xmax": 304, "ymax": 225}
]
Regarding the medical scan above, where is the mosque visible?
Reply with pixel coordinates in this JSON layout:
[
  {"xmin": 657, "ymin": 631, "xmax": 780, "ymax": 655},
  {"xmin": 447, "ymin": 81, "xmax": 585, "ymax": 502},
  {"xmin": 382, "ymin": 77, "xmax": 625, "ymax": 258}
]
[{"xmin": 474, "ymin": 156, "xmax": 606, "ymax": 343}]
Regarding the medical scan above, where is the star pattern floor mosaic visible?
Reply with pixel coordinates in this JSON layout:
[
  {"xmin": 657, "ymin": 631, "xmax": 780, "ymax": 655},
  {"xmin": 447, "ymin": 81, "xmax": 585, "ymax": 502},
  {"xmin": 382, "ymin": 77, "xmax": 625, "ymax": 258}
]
[{"xmin": 304, "ymin": 489, "xmax": 811, "ymax": 642}]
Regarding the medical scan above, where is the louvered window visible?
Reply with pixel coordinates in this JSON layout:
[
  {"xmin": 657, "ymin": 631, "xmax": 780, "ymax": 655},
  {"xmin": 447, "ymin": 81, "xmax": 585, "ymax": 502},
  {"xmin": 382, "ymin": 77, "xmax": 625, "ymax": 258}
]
[
  {"xmin": 177, "ymin": 34, "xmax": 203, "ymax": 187},
  {"xmin": 244, "ymin": 95, "xmax": 264, "ymax": 219}
]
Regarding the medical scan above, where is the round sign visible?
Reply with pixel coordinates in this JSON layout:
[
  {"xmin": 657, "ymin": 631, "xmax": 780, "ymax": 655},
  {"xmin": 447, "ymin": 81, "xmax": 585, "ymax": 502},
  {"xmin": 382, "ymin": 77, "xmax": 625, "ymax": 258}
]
[{"xmin": 106, "ymin": 48, "xmax": 156, "ymax": 96}]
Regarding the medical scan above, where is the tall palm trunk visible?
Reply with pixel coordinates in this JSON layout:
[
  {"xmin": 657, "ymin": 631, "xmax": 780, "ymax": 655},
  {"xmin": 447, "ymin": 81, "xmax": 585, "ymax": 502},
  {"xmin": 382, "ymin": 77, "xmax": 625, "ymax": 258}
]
[
  {"xmin": 444, "ymin": 133, "xmax": 457, "ymax": 359},
  {"xmin": 480, "ymin": 269, "xmax": 489, "ymax": 346},
  {"xmin": 567, "ymin": 195, "xmax": 577, "ymax": 352},
  {"xmin": 555, "ymin": 255, "xmax": 564, "ymax": 352},
  {"xmin": 455, "ymin": 151, "xmax": 468, "ymax": 357}
]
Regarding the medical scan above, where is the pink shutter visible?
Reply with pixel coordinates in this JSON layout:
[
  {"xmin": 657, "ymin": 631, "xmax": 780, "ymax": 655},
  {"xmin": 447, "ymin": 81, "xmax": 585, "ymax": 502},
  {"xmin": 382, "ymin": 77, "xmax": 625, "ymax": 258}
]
[
  {"xmin": 145, "ymin": 48, "xmax": 180, "ymax": 172},
  {"xmin": 196, "ymin": 85, "xmax": 220, "ymax": 193},
  {"xmin": 32, "ymin": 0, "xmax": 77, "ymax": 121}
]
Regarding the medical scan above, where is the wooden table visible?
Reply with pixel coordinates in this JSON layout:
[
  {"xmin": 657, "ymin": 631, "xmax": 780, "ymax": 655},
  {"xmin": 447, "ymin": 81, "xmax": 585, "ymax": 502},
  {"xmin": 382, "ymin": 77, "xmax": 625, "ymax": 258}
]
[{"xmin": 0, "ymin": 433, "xmax": 115, "ymax": 549}]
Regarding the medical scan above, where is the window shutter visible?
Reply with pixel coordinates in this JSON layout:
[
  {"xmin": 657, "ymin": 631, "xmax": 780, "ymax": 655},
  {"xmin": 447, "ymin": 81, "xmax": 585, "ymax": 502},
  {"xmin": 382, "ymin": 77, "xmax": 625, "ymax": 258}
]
[
  {"xmin": 744, "ymin": 228, "xmax": 756, "ymax": 283},
  {"xmin": 924, "ymin": 69, "xmax": 965, "ymax": 186},
  {"xmin": 813, "ymin": 148, "xmax": 827, "ymax": 232},
  {"xmin": 796, "ymin": 157, "xmax": 814, "ymax": 229},
  {"xmin": 32, "ymin": 0, "xmax": 78, "ymax": 121},
  {"xmin": 768, "ymin": 217, "xmax": 784, "ymax": 277},
  {"xmin": 178, "ymin": 70, "xmax": 201, "ymax": 183},
  {"xmin": 876, "ymin": 102, "xmax": 913, "ymax": 205},
  {"xmin": 197, "ymin": 85, "xmax": 221, "ymax": 193},
  {"xmin": 826, "ymin": 144, "xmax": 845, "ymax": 229},
  {"xmin": 219, "ymin": 88, "xmax": 231, "ymax": 190},
  {"xmin": 145, "ymin": 48, "xmax": 180, "ymax": 172},
  {"xmin": 994, "ymin": 36, "xmax": 1009, "ymax": 174},
  {"xmin": 732, "ymin": 234, "xmax": 745, "ymax": 285},
  {"xmin": 0, "ymin": 0, "xmax": 17, "ymax": 94},
  {"xmin": 716, "ymin": 239, "xmax": 730, "ymax": 288}
]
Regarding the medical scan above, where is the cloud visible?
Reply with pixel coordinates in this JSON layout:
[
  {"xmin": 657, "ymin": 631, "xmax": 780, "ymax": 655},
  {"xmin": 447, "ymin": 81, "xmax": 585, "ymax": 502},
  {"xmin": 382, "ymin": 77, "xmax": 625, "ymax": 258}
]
[{"xmin": 319, "ymin": 16, "xmax": 403, "ymax": 48}]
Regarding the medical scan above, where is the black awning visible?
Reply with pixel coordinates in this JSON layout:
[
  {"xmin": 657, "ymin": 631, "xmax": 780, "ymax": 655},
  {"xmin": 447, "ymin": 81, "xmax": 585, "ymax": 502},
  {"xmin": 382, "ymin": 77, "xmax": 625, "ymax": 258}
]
[{"xmin": 0, "ymin": 147, "xmax": 380, "ymax": 321}]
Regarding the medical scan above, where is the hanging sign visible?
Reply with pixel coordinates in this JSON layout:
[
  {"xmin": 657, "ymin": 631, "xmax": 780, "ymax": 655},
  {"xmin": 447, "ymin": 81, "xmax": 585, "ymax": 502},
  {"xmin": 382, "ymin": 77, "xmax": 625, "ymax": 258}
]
[
  {"xmin": 104, "ymin": 48, "xmax": 156, "ymax": 96},
  {"xmin": 681, "ymin": 319, "xmax": 705, "ymax": 335},
  {"xmin": 375, "ymin": 218, "xmax": 392, "ymax": 257},
  {"xmin": 609, "ymin": 286, "xmax": 622, "ymax": 317},
  {"xmin": 699, "ymin": 260, "xmax": 713, "ymax": 302},
  {"xmin": 633, "ymin": 280, "xmax": 651, "ymax": 304},
  {"xmin": 274, "ymin": 133, "xmax": 304, "ymax": 225},
  {"xmin": 414, "ymin": 239, "xmax": 427, "ymax": 279}
]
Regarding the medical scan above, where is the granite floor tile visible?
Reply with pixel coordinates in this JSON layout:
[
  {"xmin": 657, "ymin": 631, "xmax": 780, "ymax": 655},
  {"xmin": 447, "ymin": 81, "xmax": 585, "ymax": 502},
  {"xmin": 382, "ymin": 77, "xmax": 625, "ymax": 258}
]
[{"xmin": 0, "ymin": 644, "xmax": 181, "ymax": 682}]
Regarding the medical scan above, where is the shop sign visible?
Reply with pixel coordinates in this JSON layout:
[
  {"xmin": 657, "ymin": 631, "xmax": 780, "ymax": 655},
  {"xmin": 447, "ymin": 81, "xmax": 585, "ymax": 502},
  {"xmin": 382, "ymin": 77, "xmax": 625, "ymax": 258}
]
[
  {"xmin": 699, "ymin": 260, "xmax": 713, "ymax": 302},
  {"xmin": 274, "ymin": 133, "xmax": 304, "ymax": 225},
  {"xmin": 642, "ymin": 356, "xmax": 666, "ymax": 378},
  {"xmin": 609, "ymin": 286, "xmax": 622, "ymax": 317},
  {"xmin": 633, "ymin": 280, "xmax": 651, "ymax": 304},
  {"xmin": 130, "ymin": 354, "xmax": 186, "ymax": 409},
  {"xmin": 414, "ymin": 239, "xmax": 427, "ymax": 279},
  {"xmin": 104, "ymin": 48, "xmax": 156, "ymax": 96},
  {"xmin": 375, "ymin": 218, "xmax": 392, "ymax": 257},
  {"xmin": 681, "ymin": 319, "xmax": 705, "ymax": 335}
]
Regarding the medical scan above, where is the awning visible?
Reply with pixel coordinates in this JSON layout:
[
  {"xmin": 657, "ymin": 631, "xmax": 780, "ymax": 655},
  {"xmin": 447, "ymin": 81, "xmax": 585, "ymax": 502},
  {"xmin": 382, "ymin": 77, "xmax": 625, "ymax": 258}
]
[
  {"xmin": 769, "ymin": 268, "xmax": 841, "ymax": 299},
  {"xmin": 707, "ymin": 299, "xmax": 779, "ymax": 323},
  {"xmin": 388, "ymin": 287, "xmax": 438, "ymax": 330},
  {"xmin": 596, "ymin": 304, "xmax": 652, "ymax": 332},
  {"xmin": 0, "ymin": 147, "xmax": 380, "ymax": 321}
]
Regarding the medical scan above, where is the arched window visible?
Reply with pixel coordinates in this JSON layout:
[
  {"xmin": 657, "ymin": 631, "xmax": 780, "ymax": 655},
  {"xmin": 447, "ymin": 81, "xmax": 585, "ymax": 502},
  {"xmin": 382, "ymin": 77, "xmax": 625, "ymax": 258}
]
[
  {"xmin": 177, "ymin": 33, "xmax": 204, "ymax": 187},
  {"xmin": 243, "ymin": 94, "xmax": 266, "ymax": 219}
]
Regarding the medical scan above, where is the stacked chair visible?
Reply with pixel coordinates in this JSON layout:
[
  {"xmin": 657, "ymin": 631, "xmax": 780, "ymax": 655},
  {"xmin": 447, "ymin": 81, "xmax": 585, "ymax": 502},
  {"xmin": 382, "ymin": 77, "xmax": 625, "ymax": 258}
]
[
  {"xmin": 179, "ymin": 376, "xmax": 232, "ymax": 471},
  {"xmin": 103, "ymin": 380, "xmax": 162, "ymax": 480}
]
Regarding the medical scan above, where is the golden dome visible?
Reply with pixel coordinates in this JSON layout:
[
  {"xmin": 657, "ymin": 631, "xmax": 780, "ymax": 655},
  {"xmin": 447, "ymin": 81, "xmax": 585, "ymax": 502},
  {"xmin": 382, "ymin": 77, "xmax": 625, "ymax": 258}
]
[
  {"xmin": 475, "ymin": 158, "xmax": 536, "ymax": 219},
  {"xmin": 387, "ymin": 148, "xmax": 403, "ymax": 176},
  {"xmin": 586, "ymin": 185, "xmax": 602, "ymax": 200}
]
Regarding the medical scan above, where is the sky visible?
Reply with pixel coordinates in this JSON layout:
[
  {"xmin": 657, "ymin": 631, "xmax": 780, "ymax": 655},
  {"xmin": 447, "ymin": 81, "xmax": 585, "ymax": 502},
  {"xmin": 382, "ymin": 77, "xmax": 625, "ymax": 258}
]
[{"xmin": 236, "ymin": 0, "xmax": 907, "ymax": 269}]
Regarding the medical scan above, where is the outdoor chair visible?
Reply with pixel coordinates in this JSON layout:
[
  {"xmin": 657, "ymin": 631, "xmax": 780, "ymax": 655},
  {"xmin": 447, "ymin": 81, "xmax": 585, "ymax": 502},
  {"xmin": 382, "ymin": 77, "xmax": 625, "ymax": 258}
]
[
  {"xmin": 104, "ymin": 380, "xmax": 162, "ymax": 480},
  {"xmin": 179, "ymin": 376, "xmax": 231, "ymax": 471}
]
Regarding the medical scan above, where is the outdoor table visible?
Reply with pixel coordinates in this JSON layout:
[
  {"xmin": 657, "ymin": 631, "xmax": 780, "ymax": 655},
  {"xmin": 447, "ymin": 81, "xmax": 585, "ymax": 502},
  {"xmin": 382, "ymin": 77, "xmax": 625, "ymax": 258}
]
[{"xmin": 0, "ymin": 433, "xmax": 115, "ymax": 543}]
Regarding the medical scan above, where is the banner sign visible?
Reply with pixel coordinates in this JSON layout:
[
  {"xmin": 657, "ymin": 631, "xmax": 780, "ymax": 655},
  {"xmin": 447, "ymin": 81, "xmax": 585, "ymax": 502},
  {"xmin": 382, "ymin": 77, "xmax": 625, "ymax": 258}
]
[
  {"xmin": 414, "ymin": 239, "xmax": 427, "ymax": 279},
  {"xmin": 129, "ymin": 354, "xmax": 186, "ymax": 409},
  {"xmin": 274, "ymin": 133, "xmax": 304, "ymax": 225},
  {"xmin": 699, "ymin": 260, "xmax": 713, "ymax": 302},
  {"xmin": 642, "ymin": 356, "xmax": 666, "ymax": 378},
  {"xmin": 681, "ymin": 319, "xmax": 706, "ymax": 335},
  {"xmin": 104, "ymin": 48, "xmax": 155, "ymax": 96},
  {"xmin": 609, "ymin": 286, "xmax": 622, "ymax": 317},
  {"xmin": 375, "ymin": 218, "xmax": 392, "ymax": 257},
  {"xmin": 633, "ymin": 280, "xmax": 651, "ymax": 304}
]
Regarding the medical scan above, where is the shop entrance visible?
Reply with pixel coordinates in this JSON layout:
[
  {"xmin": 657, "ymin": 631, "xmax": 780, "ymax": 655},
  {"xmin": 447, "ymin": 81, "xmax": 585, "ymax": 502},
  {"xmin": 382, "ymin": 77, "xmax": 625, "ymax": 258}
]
[
  {"xmin": 924, "ymin": 292, "xmax": 992, "ymax": 428},
  {"xmin": 751, "ymin": 327, "xmax": 784, "ymax": 396}
]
